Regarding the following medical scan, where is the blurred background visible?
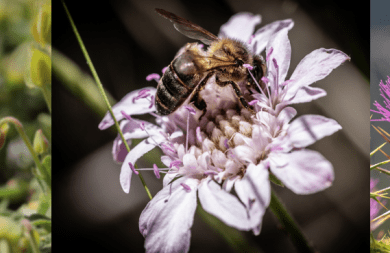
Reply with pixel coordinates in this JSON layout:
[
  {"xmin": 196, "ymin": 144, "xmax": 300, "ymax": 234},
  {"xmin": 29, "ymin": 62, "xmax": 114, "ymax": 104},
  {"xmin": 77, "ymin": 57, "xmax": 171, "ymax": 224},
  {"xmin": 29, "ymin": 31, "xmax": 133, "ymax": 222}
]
[
  {"xmin": 0, "ymin": 0, "xmax": 52, "ymax": 252},
  {"xmin": 371, "ymin": 0, "xmax": 390, "ymax": 240},
  {"xmin": 53, "ymin": 0, "xmax": 369, "ymax": 252}
]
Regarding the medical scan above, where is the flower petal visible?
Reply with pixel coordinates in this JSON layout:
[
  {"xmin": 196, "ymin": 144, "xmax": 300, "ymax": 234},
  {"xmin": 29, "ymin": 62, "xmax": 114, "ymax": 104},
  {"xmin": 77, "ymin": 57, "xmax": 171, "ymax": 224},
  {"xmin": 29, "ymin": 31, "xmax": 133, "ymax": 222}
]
[
  {"xmin": 218, "ymin": 12, "xmax": 261, "ymax": 43},
  {"xmin": 161, "ymin": 156, "xmax": 173, "ymax": 168},
  {"xmin": 198, "ymin": 178, "xmax": 251, "ymax": 230},
  {"xmin": 266, "ymin": 27, "xmax": 291, "ymax": 83},
  {"xmin": 112, "ymin": 120, "xmax": 165, "ymax": 162},
  {"xmin": 270, "ymin": 150, "xmax": 334, "ymax": 194},
  {"xmin": 287, "ymin": 86, "xmax": 327, "ymax": 104},
  {"xmin": 139, "ymin": 177, "xmax": 198, "ymax": 253},
  {"xmin": 235, "ymin": 163, "xmax": 270, "ymax": 235},
  {"xmin": 251, "ymin": 19, "xmax": 294, "ymax": 55},
  {"xmin": 163, "ymin": 172, "xmax": 180, "ymax": 187},
  {"xmin": 120, "ymin": 119, "xmax": 147, "ymax": 139},
  {"xmin": 285, "ymin": 49, "xmax": 350, "ymax": 101},
  {"xmin": 120, "ymin": 138, "xmax": 159, "ymax": 193},
  {"xmin": 98, "ymin": 87, "xmax": 156, "ymax": 130},
  {"xmin": 123, "ymin": 119, "xmax": 163, "ymax": 140},
  {"xmin": 112, "ymin": 135, "xmax": 131, "ymax": 163},
  {"xmin": 232, "ymin": 145, "xmax": 256, "ymax": 164},
  {"xmin": 287, "ymin": 115, "xmax": 342, "ymax": 148},
  {"xmin": 183, "ymin": 153, "xmax": 197, "ymax": 167},
  {"xmin": 211, "ymin": 149, "xmax": 227, "ymax": 169},
  {"xmin": 278, "ymin": 106, "xmax": 297, "ymax": 125}
]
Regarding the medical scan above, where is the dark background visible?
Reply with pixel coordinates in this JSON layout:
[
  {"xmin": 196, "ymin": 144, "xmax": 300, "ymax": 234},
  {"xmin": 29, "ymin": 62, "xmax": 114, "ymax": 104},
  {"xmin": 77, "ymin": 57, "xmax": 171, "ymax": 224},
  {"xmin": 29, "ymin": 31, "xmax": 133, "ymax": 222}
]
[{"xmin": 53, "ymin": 0, "xmax": 369, "ymax": 252}]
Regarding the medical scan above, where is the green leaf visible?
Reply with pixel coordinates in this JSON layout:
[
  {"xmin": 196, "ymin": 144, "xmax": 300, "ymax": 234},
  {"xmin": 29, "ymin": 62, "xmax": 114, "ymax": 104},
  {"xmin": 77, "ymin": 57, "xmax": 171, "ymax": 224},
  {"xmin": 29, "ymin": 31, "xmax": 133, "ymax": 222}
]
[
  {"xmin": 27, "ymin": 48, "xmax": 51, "ymax": 88},
  {"xmin": 32, "ymin": 3, "xmax": 51, "ymax": 47},
  {"xmin": 31, "ymin": 219, "xmax": 51, "ymax": 233},
  {"xmin": 269, "ymin": 172, "xmax": 284, "ymax": 187},
  {"xmin": 37, "ymin": 192, "xmax": 51, "ymax": 217},
  {"xmin": 26, "ymin": 213, "xmax": 50, "ymax": 222},
  {"xmin": 26, "ymin": 213, "xmax": 51, "ymax": 232}
]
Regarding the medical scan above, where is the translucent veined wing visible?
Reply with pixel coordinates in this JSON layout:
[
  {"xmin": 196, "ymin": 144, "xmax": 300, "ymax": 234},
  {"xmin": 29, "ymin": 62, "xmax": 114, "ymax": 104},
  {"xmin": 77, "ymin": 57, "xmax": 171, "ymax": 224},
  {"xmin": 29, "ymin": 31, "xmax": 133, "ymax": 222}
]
[{"xmin": 156, "ymin": 8, "xmax": 219, "ymax": 45}]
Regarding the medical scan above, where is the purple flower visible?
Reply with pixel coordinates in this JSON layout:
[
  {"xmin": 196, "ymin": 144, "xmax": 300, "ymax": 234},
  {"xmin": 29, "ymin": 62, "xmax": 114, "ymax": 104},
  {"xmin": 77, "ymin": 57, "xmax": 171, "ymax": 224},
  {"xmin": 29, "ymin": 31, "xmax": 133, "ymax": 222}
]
[
  {"xmin": 99, "ymin": 13, "xmax": 349, "ymax": 253},
  {"xmin": 371, "ymin": 76, "xmax": 390, "ymax": 122}
]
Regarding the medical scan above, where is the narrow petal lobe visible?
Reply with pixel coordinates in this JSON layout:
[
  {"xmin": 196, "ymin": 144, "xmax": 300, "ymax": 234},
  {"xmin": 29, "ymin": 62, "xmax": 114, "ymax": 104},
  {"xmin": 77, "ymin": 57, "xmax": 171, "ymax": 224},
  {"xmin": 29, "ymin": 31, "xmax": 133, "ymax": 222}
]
[
  {"xmin": 287, "ymin": 115, "xmax": 342, "ymax": 148},
  {"xmin": 198, "ymin": 178, "xmax": 252, "ymax": 230},
  {"xmin": 218, "ymin": 13, "xmax": 261, "ymax": 43},
  {"xmin": 270, "ymin": 150, "xmax": 334, "ymax": 194},
  {"xmin": 139, "ymin": 177, "xmax": 198, "ymax": 253}
]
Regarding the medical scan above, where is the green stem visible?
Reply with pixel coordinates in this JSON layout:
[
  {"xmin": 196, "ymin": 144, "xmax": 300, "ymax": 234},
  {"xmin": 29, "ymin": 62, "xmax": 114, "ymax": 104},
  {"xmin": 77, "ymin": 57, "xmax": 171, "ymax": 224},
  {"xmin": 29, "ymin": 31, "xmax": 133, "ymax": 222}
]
[
  {"xmin": 27, "ymin": 229, "xmax": 41, "ymax": 253},
  {"xmin": 374, "ymin": 186, "xmax": 390, "ymax": 195},
  {"xmin": 61, "ymin": 0, "xmax": 152, "ymax": 200},
  {"xmin": 269, "ymin": 190, "xmax": 315, "ymax": 253},
  {"xmin": 372, "ymin": 210, "xmax": 390, "ymax": 223},
  {"xmin": 371, "ymin": 160, "xmax": 390, "ymax": 171},
  {"xmin": 41, "ymin": 85, "xmax": 51, "ymax": 113},
  {"xmin": 0, "ymin": 117, "xmax": 50, "ymax": 192},
  {"xmin": 370, "ymin": 142, "xmax": 387, "ymax": 157},
  {"xmin": 196, "ymin": 205, "xmax": 261, "ymax": 253}
]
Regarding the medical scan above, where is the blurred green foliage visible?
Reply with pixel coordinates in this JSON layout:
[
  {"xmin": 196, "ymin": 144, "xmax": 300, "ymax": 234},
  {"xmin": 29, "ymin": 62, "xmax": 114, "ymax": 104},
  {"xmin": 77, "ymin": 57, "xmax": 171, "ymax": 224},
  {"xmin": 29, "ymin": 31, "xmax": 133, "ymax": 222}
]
[{"xmin": 0, "ymin": 0, "xmax": 51, "ymax": 252}]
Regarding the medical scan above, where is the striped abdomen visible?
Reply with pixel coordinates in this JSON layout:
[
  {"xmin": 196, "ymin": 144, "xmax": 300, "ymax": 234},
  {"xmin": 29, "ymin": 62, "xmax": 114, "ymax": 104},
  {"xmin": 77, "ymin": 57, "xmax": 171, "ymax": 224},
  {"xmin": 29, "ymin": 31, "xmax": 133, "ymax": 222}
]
[{"xmin": 155, "ymin": 52, "xmax": 201, "ymax": 115}]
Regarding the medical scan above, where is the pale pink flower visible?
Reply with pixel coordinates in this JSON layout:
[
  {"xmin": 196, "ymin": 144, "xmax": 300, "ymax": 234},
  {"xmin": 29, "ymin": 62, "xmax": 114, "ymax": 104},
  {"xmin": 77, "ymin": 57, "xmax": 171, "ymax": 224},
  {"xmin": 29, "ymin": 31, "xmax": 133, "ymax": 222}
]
[{"xmin": 99, "ymin": 13, "xmax": 349, "ymax": 252}]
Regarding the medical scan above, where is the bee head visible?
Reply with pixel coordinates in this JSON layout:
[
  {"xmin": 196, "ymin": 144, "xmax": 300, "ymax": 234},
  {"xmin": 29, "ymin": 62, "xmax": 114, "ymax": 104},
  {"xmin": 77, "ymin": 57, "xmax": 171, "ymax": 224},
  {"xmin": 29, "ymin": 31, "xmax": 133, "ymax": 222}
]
[{"xmin": 210, "ymin": 39, "xmax": 251, "ymax": 65}]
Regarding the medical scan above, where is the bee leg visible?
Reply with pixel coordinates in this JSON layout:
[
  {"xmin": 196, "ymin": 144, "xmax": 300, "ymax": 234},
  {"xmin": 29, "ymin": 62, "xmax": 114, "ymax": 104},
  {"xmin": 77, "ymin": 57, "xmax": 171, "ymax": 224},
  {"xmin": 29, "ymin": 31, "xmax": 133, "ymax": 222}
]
[
  {"xmin": 189, "ymin": 71, "xmax": 214, "ymax": 121},
  {"xmin": 190, "ymin": 92, "xmax": 207, "ymax": 120},
  {"xmin": 215, "ymin": 74, "xmax": 255, "ymax": 113}
]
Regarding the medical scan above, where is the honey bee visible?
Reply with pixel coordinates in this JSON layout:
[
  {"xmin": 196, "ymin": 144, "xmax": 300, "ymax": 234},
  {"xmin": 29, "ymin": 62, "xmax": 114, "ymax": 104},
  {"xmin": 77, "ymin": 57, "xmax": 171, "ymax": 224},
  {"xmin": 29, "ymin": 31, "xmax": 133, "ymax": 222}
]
[{"xmin": 154, "ymin": 8, "xmax": 266, "ymax": 118}]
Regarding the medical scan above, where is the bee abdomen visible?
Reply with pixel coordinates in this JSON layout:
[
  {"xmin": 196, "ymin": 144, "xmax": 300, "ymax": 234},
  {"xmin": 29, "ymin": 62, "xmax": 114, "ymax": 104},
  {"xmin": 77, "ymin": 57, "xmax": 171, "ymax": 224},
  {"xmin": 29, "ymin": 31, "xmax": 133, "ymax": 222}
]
[
  {"xmin": 155, "ymin": 66, "xmax": 191, "ymax": 115},
  {"xmin": 163, "ymin": 65, "xmax": 189, "ymax": 97},
  {"xmin": 172, "ymin": 53, "xmax": 199, "ymax": 88}
]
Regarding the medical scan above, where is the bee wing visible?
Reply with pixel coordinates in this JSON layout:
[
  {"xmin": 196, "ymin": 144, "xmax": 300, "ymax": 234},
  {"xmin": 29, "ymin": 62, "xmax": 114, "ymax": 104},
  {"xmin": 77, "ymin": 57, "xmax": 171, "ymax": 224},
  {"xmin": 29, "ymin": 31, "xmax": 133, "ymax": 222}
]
[{"xmin": 156, "ymin": 8, "xmax": 219, "ymax": 45}]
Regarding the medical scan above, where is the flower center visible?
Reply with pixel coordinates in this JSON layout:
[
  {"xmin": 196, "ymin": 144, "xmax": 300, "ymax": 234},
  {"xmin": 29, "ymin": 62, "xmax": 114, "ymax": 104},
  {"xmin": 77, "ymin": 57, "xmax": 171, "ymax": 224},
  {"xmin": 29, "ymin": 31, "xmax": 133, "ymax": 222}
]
[
  {"xmin": 168, "ymin": 106, "xmax": 276, "ymax": 180},
  {"xmin": 198, "ymin": 108, "xmax": 254, "ymax": 153}
]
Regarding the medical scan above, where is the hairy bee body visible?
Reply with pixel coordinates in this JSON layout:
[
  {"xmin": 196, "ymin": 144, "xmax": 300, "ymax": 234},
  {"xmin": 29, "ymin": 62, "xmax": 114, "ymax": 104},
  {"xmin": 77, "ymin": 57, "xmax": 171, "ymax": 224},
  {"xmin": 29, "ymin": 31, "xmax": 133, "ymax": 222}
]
[
  {"xmin": 154, "ymin": 9, "xmax": 266, "ymax": 117},
  {"xmin": 155, "ymin": 45, "xmax": 203, "ymax": 115}
]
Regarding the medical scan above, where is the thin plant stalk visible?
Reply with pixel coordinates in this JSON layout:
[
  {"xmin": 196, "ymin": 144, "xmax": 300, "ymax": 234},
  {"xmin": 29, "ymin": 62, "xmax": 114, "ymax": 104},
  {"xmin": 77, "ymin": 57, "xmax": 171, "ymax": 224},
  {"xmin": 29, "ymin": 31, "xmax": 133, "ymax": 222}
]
[
  {"xmin": 61, "ymin": 0, "xmax": 152, "ymax": 200},
  {"xmin": 269, "ymin": 190, "xmax": 315, "ymax": 253},
  {"xmin": 0, "ymin": 117, "xmax": 50, "ymax": 192},
  {"xmin": 371, "ymin": 142, "xmax": 387, "ymax": 157},
  {"xmin": 371, "ymin": 160, "xmax": 390, "ymax": 171}
]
